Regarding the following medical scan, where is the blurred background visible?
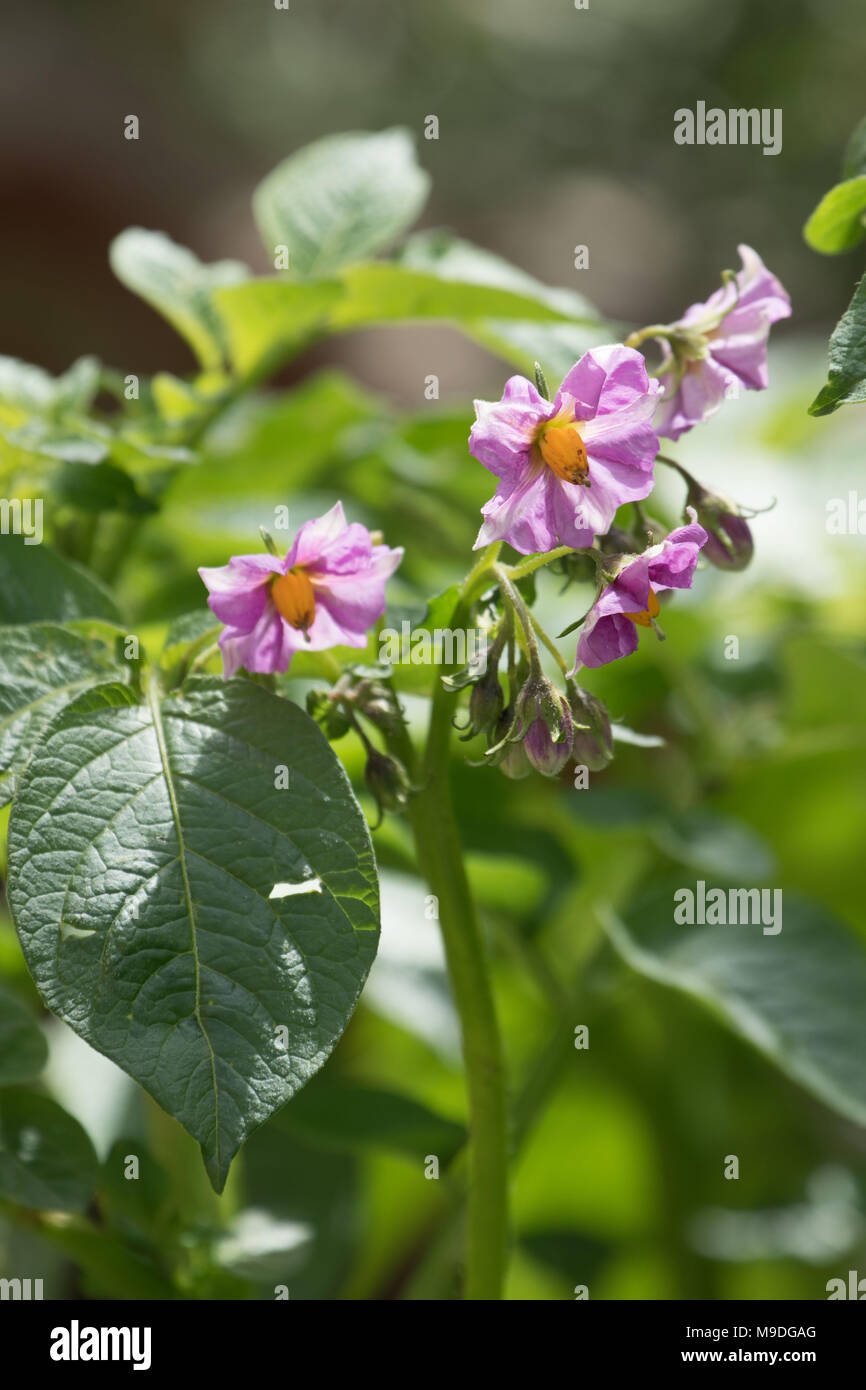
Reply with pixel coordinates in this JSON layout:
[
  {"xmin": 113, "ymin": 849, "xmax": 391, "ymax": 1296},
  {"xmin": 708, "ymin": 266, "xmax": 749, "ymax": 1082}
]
[
  {"xmin": 2, "ymin": 0, "xmax": 865, "ymax": 387},
  {"xmin": 1, "ymin": 0, "xmax": 866, "ymax": 1301}
]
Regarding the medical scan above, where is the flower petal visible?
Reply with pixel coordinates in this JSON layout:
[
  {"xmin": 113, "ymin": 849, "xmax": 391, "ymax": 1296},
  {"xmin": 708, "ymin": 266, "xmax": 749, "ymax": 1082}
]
[
  {"xmin": 312, "ymin": 544, "xmax": 404, "ymax": 638},
  {"xmin": 473, "ymin": 467, "xmax": 561, "ymax": 554},
  {"xmin": 218, "ymin": 601, "xmax": 299, "ymax": 677},
  {"xmin": 469, "ymin": 375, "xmax": 551, "ymax": 482},
  {"xmin": 198, "ymin": 553, "xmax": 282, "ymax": 627},
  {"xmin": 557, "ymin": 344, "xmax": 659, "ymax": 420}
]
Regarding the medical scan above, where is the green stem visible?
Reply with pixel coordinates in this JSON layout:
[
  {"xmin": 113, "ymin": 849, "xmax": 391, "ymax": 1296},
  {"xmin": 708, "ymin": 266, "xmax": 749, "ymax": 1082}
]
[
  {"xmin": 505, "ymin": 545, "xmax": 575, "ymax": 581},
  {"xmin": 388, "ymin": 546, "xmax": 509, "ymax": 1300}
]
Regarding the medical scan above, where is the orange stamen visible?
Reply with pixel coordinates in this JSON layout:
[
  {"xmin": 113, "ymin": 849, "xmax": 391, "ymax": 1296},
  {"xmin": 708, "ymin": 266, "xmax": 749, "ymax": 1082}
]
[
  {"xmin": 271, "ymin": 569, "xmax": 316, "ymax": 631},
  {"xmin": 623, "ymin": 587, "xmax": 661, "ymax": 627}
]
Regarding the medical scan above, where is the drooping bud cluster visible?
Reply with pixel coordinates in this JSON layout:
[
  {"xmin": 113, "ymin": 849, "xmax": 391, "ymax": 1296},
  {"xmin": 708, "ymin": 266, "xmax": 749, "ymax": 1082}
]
[
  {"xmin": 306, "ymin": 663, "xmax": 412, "ymax": 825},
  {"xmin": 446, "ymin": 596, "xmax": 614, "ymax": 782}
]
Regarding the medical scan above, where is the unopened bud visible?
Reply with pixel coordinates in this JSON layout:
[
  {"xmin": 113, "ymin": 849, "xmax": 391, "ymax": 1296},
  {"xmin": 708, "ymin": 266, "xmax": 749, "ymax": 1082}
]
[
  {"xmin": 685, "ymin": 483, "xmax": 753, "ymax": 571},
  {"xmin": 516, "ymin": 674, "xmax": 573, "ymax": 744},
  {"xmin": 568, "ymin": 683, "xmax": 614, "ymax": 772},
  {"xmin": 524, "ymin": 716, "xmax": 572, "ymax": 777},
  {"xmin": 464, "ymin": 668, "xmax": 504, "ymax": 741},
  {"xmin": 364, "ymin": 748, "xmax": 411, "ymax": 819},
  {"xmin": 306, "ymin": 688, "xmax": 351, "ymax": 740}
]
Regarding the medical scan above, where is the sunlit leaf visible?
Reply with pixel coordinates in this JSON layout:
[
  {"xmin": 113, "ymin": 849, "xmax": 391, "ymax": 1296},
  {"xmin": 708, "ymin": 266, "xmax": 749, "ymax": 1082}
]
[
  {"xmin": 253, "ymin": 128, "xmax": 430, "ymax": 278},
  {"xmin": 8, "ymin": 677, "xmax": 379, "ymax": 1190}
]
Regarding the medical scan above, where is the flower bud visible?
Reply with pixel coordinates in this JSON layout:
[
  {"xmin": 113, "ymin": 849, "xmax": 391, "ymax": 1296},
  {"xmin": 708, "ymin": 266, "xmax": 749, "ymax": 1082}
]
[
  {"xmin": 306, "ymin": 688, "xmax": 351, "ymax": 740},
  {"xmin": 568, "ymin": 683, "xmax": 614, "ymax": 772},
  {"xmin": 463, "ymin": 668, "xmax": 504, "ymax": 741},
  {"xmin": 364, "ymin": 748, "xmax": 411, "ymax": 820},
  {"xmin": 515, "ymin": 674, "xmax": 573, "ymax": 745},
  {"xmin": 484, "ymin": 706, "xmax": 531, "ymax": 779},
  {"xmin": 524, "ymin": 716, "xmax": 572, "ymax": 777},
  {"xmin": 685, "ymin": 483, "xmax": 753, "ymax": 571},
  {"xmin": 512, "ymin": 675, "xmax": 574, "ymax": 777}
]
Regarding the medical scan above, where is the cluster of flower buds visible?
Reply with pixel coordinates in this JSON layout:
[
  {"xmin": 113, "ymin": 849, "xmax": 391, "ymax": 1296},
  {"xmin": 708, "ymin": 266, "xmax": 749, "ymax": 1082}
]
[
  {"xmin": 306, "ymin": 664, "xmax": 412, "ymax": 825},
  {"xmin": 446, "ymin": 603, "xmax": 616, "ymax": 780}
]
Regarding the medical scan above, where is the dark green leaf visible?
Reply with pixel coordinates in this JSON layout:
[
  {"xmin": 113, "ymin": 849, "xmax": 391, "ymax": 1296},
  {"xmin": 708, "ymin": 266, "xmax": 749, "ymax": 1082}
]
[
  {"xmin": 0, "ymin": 982, "xmax": 48, "ymax": 1083},
  {"xmin": 809, "ymin": 273, "xmax": 866, "ymax": 414},
  {"xmin": 0, "ymin": 536, "xmax": 122, "ymax": 625},
  {"xmin": 99, "ymin": 1138, "xmax": 171, "ymax": 1238},
  {"xmin": 55, "ymin": 462, "xmax": 158, "ymax": 516},
  {"xmin": 521, "ymin": 1228, "xmax": 609, "ymax": 1283},
  {"xmin": 606, "ymin": 894, "xmax": 866, "ymax": 1126},
  {"xmin": 274, "ymin": 1079, "xmax": 465, "ymax": 1161},
  {"xmin": 8, "ymin": 677, "xmax": 379, "ymax": 1191},
  {"xmin": 253, "ymin": 128, "xmax": 430, "ymax": 278},
  {"xmin": 0, "ymin": 621, "xmax": 130, "ymax": 806},
  {"xmin": 0, "ymin": 1089, "xmax": 98, "ymax": 1211}
]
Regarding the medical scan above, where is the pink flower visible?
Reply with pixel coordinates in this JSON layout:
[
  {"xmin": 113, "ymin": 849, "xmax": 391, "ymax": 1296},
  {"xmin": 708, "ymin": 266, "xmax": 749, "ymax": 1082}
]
[
  {"xmin": 655, "ymin": 245, "xmax": 791, "ymax": 441},
  {"xmin": 470, "ymin": 345, "xmax": 661, "ymax": 556},
  {"xmin": 199, "ymin": 502, "xmax": 403, "ymax": 677},
  {"xmin": 576, "ymin": 519, "xmax": 707, "ymax": 669}
]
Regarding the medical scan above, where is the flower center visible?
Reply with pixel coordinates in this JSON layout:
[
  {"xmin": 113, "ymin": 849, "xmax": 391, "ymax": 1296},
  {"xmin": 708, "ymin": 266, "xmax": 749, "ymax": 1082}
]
[
  {"xmin": 623, "ymin": 586, "xmax": 660, "ymax": 627},
  {"xmin": 271, "ymin": 568, "xmax": 316, "ymax": 631},
  {"xmin": 537, "ymin": 418, "xmax": 590, "ymax": 486}
]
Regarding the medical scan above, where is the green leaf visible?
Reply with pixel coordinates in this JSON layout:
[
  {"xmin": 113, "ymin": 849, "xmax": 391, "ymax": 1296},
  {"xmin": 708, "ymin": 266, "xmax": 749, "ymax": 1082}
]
[
  {"xmin": 652, "ymin": 810, "xmax": 775, "ymax": 881},
  {"xmin": 109, "ymin": 229, "xmax": 249, "ymax": 371},
  {"xmin": 0, "ymin": 355, "xmax": 100, "ymax": 428},
  {"xmin": 211, "ymin": 279, "xmax": 343, "ymax": 377},
  {"xmin": 0, "ymin": 357, "xmax": 57, "ymax": 420},
  {"xmin": 212, "ymin": 263, "xmax": 599, "ymax": 381},
  {"xmin": 0, "ymin": 621, "xmax": 130, "ymax": 807},
  {"xmin": 0, "ymin": 982, "xmax": 48, "ymax": 1083},
  {"xmin": 273, "ymin": 1079, "xmax": 465, "ymax": 1161},
  {"xmin": 5, "ymin": 420, "xmax": 108, "ymax": 465},
  {"xmin": 521, "ymin": 1228, "xmax": 609, "ymax": 1283},
  {"xmin": 809, "ymin": 272, "xmax": 866, "ymax": 414},
  {"xmin": 99, "ymin": 1137, "xmax": 171, "ymax": 1239},
  {"xmin": 160, "ymin": 610, "xmax": 222, "ymax": 685},
  {"xmin": 398, "ymin": 230, "xmax": 600, "ymax": 323},
  {"xmin": 397, "ymin": 230, "xmax": 609, "ymax": 378},
  {"xmin": 330, "ymin": 263, "xmax": 584, "ymax": 332},
  {"xmin": 804, "ymin": 176, "xmax": 866, "ymax": 254},
  {"xmin": 0, "ymin": 1089, "xmax": 98, "ymax": 1211},
  {"xmin": 253, "ymin": 128, "xmax": 430, "ymax": 278},
  {"xmin": 8, "ymin": 677, "xmax": 379, "ymax": 1191},
  {"xmin": 0, "ymin": 536, "xmax": 122, "ymax": 625},
  {"xmin": 35, "ymin": 1218, "xmax": 178, "ymax": 1299},
  {"xmin": 605, "ymin": 893, "xmax": 866, "ymax": 1127},
  {"xmin": 55, "ymin": 462, "xmax": 158, "ymax": 516}
]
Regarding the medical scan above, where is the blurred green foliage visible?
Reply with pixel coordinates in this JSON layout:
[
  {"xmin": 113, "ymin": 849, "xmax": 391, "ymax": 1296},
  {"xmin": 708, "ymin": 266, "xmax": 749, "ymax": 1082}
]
[{"xmin": 1, "ymin": 36, "xmax": 865, "ymax": 1298}]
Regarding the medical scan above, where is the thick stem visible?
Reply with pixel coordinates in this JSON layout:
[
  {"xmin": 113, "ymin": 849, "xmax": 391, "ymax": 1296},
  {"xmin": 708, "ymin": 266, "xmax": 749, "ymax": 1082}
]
[
  {"xmin": 403, "ymin": 777, "xmax": 509, "ymax": 1299},
  {"xmin": 389, "ymin": 546, "xmax": 509, "ymax": 1299}
]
